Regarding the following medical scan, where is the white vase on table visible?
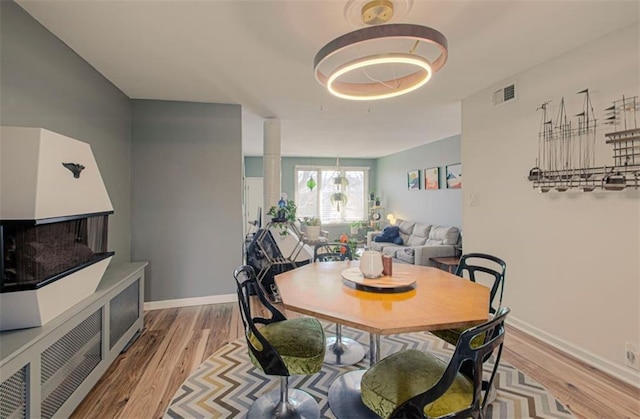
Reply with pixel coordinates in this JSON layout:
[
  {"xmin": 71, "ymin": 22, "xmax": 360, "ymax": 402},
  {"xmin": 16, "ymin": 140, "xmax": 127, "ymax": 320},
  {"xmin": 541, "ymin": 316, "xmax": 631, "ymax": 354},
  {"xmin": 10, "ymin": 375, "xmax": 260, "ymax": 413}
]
[{"xmin": 359, "ymin": 249, "xmax": 383, "ymax": 278}]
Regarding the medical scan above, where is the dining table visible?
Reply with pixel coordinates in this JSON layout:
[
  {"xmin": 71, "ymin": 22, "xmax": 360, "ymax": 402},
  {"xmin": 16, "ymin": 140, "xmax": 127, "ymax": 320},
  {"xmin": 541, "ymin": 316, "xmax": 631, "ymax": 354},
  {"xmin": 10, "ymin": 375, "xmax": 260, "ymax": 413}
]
[{"xmin": 274, "ymin": 260, "xmax": 490, "ymax": 418}]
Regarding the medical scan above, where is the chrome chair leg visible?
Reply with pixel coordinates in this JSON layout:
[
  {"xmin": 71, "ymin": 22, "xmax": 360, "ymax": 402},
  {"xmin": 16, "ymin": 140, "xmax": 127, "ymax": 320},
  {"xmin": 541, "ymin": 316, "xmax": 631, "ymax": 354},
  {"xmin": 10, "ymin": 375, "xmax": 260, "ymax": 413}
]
[
  {"xmin": 324, "ymin": 324, "xmax": 366, "ymax": 365},
  {"xmin": 247, "ymin": 376, "xmax": 320, "ymax": 419}
]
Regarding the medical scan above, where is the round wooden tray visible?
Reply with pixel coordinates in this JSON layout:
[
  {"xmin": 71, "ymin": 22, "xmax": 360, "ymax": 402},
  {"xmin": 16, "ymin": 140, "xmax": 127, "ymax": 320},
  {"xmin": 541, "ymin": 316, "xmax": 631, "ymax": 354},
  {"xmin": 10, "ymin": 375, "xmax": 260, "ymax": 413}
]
[{"xmin": 341, "ymin": 268, "xmax": 416, "ymax": 293}]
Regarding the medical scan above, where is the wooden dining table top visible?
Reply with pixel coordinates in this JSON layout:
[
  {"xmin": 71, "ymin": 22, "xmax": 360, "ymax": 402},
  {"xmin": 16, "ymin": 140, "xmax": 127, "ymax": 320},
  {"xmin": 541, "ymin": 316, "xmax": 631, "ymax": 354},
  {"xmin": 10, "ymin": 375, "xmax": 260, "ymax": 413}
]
[{"xmin": 275, "ymin": 261, "xmax": 490, "ymax": 336}]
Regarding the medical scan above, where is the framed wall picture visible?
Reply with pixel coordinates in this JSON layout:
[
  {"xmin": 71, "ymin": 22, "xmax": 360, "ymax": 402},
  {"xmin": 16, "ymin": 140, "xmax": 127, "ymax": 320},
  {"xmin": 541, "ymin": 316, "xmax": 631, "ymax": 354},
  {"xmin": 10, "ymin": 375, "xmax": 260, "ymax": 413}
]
[
  {"xmin": 446, "ymin": 163, "xmax": 462, "ymax": 189},
  {"xmin": 424, "ymin": 167, "xmax": 440, "ymax": 190},
  {"xmin": 407, "ymin": 170, "xmax": 420, "ymax": 190}
]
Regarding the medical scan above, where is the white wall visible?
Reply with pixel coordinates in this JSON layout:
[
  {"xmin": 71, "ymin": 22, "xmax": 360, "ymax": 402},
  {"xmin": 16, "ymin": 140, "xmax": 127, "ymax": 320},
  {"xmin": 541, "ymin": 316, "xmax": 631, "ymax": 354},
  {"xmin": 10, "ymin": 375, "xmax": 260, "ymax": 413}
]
[{"xmin": 462, "ymin": 24, "xmax": 639, "ymax": 385}]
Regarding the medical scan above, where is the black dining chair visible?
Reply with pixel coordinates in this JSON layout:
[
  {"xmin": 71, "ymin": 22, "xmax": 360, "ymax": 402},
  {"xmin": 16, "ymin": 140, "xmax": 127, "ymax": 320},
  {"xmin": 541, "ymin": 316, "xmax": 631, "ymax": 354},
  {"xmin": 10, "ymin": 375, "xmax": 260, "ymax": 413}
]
[
  {"xmin": 313, "ymin": 242, "xmax": 352, "ymax": 262},
  {"xmin": 312, "ymin": 243, "xmax": 365, "ymax": 366},
  {"xmin": 233, "ymin": 265, "xmax": 325, "ymax": 418},
  {"xmin": 432, "ymin": 253, "xmax": 506, "ymax": 345},
  {"xmin": 431, "ymin": 253, "xmax": 506, "ymax": 405},
  {"xmin": 361, "ymin": 306, "xmax": 510, "ymax": 418}
]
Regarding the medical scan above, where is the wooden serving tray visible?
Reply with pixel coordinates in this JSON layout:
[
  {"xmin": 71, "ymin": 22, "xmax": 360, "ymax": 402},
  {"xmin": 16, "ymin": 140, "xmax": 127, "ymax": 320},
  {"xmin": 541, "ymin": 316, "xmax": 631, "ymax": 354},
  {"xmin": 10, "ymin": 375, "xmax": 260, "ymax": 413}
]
[{"xmin": 341, "ymin": 268, "xmax": 416, "ymax": 293}]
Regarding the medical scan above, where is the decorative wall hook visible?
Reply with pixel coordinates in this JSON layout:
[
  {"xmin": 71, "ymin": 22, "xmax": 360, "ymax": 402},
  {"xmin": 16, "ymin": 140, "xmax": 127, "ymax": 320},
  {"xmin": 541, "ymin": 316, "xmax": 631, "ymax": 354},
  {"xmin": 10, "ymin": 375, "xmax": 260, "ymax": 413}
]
[{"xmin": 62, "ymin": 162, "xmax": 85, "ymax": 178}]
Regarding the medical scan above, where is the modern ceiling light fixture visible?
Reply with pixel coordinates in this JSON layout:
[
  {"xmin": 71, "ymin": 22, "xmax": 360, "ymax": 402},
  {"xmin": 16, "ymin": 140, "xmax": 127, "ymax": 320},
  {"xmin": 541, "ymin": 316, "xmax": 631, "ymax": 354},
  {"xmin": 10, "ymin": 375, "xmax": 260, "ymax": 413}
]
[{"xmin": 314, "ymin": 0, "xmax": 448, "ymax": 101}]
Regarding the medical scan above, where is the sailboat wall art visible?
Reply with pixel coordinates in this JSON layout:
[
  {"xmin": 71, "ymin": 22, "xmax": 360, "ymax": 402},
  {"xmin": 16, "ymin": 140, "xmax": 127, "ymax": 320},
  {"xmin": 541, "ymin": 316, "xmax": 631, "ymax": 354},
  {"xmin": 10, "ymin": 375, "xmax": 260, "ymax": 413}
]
[{"xmin": 528, "ymin": 89, "xmax": 639, "ymax": 192}]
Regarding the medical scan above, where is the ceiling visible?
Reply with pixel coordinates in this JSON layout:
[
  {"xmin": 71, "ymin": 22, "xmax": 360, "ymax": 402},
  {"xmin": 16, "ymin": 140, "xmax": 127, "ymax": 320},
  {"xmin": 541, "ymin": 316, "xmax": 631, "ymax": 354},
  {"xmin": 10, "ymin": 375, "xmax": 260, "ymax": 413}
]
[{"xmin": 16, "ymin": 0, "xmax": 638, "ymax": 158}]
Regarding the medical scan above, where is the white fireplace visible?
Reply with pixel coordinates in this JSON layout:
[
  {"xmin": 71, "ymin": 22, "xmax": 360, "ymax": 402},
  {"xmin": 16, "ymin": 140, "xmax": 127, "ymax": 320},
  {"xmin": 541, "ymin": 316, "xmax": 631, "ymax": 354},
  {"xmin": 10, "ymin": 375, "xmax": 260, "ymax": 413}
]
[{"xmin": 1, "ymin": 126, "xmax": 114, "ymax": 330}]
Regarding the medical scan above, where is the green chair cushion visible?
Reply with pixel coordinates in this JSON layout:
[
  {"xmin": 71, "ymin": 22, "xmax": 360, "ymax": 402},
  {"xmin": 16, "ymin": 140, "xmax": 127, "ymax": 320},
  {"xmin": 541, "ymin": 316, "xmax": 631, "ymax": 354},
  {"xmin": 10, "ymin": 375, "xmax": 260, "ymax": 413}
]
[
  {"xmin": 432, "ymin": 328, "xmax": 486, "ymax": 348},
  {"xmin": 361, "ymin": 349, "xmax": 473, "ymax": 418},
  {"xmin": 248, "ymin": 317, "xmax": 325, "ymax": 375}
]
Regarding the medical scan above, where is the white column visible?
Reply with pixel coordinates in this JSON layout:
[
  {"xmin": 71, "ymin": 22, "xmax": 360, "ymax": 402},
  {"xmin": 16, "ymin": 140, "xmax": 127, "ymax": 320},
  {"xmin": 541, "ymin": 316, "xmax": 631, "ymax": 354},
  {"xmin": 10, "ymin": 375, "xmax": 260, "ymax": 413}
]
[{"xmin": 263, "ymin": 119, "xmax": 281, "ymax": 225}]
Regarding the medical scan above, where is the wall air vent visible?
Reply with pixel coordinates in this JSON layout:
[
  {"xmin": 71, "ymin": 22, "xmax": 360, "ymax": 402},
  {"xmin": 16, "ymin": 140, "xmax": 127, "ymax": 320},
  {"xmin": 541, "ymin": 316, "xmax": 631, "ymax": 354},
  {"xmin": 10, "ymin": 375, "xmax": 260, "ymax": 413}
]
[{"xmin": 492, "ymin": 82, "xmax": 517, "ymax": 106}]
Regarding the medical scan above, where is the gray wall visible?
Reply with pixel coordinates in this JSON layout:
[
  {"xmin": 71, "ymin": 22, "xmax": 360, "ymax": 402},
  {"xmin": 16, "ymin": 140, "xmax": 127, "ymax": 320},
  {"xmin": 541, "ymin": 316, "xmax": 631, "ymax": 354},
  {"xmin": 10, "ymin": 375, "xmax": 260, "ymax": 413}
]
[
  {"xmin": 376, "ymin": 136, "xmax": 462, "ymax": 228},
  {"xmin": 132, "ymin": 100, "xmax": 243, "ymax": 301},
  {"xmin": 244, "ymin": 156, "xmax": 263, "ymax": 178},
  {"xmin": 0, "ymin": 1, "xmax": 132, "ymax": 264}
]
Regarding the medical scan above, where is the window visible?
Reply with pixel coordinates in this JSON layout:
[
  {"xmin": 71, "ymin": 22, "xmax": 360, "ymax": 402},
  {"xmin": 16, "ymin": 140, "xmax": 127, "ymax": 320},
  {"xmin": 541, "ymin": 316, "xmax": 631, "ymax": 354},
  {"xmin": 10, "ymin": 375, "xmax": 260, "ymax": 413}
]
[{"xmin": 295, "ymin": 166, "xmax": 369, "ymax": 224}]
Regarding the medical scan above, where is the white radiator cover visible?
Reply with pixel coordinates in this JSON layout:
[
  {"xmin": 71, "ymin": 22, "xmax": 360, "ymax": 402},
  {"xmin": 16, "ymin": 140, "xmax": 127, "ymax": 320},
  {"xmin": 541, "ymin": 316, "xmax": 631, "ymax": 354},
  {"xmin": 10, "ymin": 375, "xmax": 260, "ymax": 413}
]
[{"xmin": 0, "ymin": 126, "xmax": 113, "ymax": 220}]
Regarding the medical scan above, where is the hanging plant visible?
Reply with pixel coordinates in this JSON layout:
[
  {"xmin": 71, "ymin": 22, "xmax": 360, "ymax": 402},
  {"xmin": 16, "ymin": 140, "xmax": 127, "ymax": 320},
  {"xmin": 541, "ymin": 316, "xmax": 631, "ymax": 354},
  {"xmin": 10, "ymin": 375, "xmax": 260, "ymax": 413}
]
[
  {"xmin": 331, "ymin": 192, "xmax": 348, "ymax": 210},
  {"xmin": 306, "ymin": 176, "xmax": 317, "ymax": 190},
  {"xmin": 333, "ymin": 174, "xmax": 349, "ymax": 187}
]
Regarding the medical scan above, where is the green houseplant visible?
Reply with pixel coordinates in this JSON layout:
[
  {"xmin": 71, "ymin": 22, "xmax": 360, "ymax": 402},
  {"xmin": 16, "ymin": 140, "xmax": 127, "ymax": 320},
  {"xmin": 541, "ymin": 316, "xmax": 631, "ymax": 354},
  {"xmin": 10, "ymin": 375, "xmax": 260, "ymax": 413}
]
[
  {"xmin": 302, "ymin": 216, "xmax": 321, "ymax": 240},
  {"xmin": 302, "ymin": 216, "xmax": 320, "ymax": 226},
  {"xmin": 331, "ymin": 192, "xmax": 348, "ymax": 210},
  {"xmin": 350, "ymin": 220, "xmax": 363, "ymax": 235},
  {"xmin": 267, "ymin": 200, "xmax": 297, "ymax": 236}
]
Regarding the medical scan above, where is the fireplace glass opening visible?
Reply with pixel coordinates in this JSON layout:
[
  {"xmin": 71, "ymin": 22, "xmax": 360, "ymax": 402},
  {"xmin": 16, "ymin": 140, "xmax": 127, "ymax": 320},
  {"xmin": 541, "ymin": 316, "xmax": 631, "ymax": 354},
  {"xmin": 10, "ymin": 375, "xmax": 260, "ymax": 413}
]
[{"xmin": 1, "ymin": 214, "xmax": 113, "ymax": 292}]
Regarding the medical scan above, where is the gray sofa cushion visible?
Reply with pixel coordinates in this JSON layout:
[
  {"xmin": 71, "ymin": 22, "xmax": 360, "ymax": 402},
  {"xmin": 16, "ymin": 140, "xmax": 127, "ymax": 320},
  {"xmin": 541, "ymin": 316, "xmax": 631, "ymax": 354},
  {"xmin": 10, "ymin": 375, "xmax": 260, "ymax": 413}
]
[
  {"xmin": 406, "ymin": 223, "xmax": 431, "ymax": 246},
  {"xmin": 382, "ymin": 246, "xmax": 403, "ymax": 257},
  {"xmin": 397, "ymin": 220, "xmax": 415, "ymax": 245},
  {"xmin": 396, "ymin": 248, "xmax": 415, "ymax": 264},
  {"xmin": 369, "ymin": 241, "xmax": 387, "ymax": 252},
  {"xmin": 425, "ymin": 226, "xmax": 460, "ymax": 246}
]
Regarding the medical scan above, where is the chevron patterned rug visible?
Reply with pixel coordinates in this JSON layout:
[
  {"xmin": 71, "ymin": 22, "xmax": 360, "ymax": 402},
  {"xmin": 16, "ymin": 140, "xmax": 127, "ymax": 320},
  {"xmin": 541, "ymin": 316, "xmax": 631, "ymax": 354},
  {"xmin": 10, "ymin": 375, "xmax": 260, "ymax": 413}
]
[{"xmin": 165, "ymin": 324, "xmax": 573, "ymax": 418}]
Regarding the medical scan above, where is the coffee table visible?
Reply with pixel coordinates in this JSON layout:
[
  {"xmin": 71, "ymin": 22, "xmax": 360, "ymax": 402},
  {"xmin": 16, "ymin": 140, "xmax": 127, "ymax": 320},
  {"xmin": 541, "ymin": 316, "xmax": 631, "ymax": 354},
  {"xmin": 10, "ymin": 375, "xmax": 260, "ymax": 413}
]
[{"xmin": 275, "ymin": 261, "xmax": 489, "ymax": 418}]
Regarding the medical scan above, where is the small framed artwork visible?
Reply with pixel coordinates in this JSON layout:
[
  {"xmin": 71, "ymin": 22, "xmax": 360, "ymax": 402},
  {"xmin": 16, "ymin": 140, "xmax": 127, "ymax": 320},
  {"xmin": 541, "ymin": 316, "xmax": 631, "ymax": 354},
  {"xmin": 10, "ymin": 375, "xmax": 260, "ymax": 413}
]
[
  {"xmin": 446, "ymin": 163, "xmax": 462, "ymax": 189},
  {"xmin": 407, "ymin": 170, "xmax": 421, "ymax": 190},
  {"xmin": 424, "ymin": 167, "xmax": 440, "ymax": 190}
]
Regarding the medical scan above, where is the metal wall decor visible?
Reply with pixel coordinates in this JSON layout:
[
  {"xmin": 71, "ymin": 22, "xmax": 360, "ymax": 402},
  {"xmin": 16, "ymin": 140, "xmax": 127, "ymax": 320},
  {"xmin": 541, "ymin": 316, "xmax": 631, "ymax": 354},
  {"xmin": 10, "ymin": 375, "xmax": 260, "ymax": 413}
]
[{"xmin": 528, "ymin": 90, "xmax": 640, "ymax": 192}]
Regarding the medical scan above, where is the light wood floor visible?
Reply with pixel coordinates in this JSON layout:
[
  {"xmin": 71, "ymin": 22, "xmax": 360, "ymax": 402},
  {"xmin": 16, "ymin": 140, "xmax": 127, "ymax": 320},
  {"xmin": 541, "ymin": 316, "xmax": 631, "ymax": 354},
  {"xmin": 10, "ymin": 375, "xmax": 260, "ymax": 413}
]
[{"xmin": 71, "ymin": 303, "xmax": 640, "ymax": 418}]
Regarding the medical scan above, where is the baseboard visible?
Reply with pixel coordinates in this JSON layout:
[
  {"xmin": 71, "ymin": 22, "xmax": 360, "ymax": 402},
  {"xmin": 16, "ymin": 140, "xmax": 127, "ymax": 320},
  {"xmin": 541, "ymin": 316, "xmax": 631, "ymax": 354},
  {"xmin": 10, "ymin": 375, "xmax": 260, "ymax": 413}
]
[
  {"xmin": 509, "ymin": 315, "xmax": 640, "ymax": 389},
  {"xmin": 144, "ymin": 294, "xmax": 236, "ymax": 311}
]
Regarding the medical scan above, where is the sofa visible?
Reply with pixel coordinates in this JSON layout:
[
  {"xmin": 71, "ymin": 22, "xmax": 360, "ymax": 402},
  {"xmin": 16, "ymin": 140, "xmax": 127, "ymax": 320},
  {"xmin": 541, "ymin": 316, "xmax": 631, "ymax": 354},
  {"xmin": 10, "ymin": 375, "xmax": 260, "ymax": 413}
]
[{"xmin": 366, "ymin": 219, "xmax": 460, "ymax": 266}]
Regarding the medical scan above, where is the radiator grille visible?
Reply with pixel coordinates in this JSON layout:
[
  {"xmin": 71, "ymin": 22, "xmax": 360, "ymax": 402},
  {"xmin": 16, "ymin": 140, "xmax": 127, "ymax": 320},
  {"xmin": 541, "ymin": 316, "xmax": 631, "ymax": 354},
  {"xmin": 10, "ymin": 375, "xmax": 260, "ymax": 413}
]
[
  {"xmin": 40, "ymin": 309, "xmax": 102, "ymax": 418},
  {"xmin": 109, "ymin": 279, "xmax": 139, "ymax": 349},
  {"xmin": 0, "ymin": 366, "xmax": 27, "ymax": 419}
]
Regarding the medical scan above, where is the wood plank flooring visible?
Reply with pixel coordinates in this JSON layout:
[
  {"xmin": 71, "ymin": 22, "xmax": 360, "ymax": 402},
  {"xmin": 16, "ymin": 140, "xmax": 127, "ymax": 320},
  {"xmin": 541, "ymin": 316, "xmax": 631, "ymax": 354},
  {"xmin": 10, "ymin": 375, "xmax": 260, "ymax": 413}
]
[{"xmin": 71, "ymin": 303, "xmax": 640, "ymax": 418}]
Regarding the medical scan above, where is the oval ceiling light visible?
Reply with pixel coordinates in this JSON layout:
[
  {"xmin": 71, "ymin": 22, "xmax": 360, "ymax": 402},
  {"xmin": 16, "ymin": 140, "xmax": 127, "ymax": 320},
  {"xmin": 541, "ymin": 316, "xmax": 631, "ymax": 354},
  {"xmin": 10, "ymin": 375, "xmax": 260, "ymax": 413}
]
[
  {"xmin": 327, "ymin": 53, "xmax": 432, "ymax": 101},
  {"xmin": 314, "ymin": 23, "xmax": 448, "ymax": 101}
]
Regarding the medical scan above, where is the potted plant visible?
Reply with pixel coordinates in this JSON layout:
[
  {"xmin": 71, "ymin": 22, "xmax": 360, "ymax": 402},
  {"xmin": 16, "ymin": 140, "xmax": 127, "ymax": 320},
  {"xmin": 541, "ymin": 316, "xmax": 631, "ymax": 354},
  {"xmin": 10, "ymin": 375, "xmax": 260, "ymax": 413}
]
[
  {"xmin": 267, "ymin": 199, "xmax": 297, "ymax": 236},
  {"xmin": 330, "ymin": 192, "xmax": 348, "ymax": 210},
  {"xmin": 302, "ymin": 216, "xmax": 321, "ymax": 240},
  {"xmin": 369, "ymin": 191, "xmax": 375, "ymax": 201},
  {"xmin": 350, "ymin": 220, "xmax": 363, "ymax": 235},
  {"xmin": 333, "ymin": 174, "xmax": 349, "ymax": 187},
  {"xmin": 374, "ymin": 196, "xmax": 381, "ymax": 206}
]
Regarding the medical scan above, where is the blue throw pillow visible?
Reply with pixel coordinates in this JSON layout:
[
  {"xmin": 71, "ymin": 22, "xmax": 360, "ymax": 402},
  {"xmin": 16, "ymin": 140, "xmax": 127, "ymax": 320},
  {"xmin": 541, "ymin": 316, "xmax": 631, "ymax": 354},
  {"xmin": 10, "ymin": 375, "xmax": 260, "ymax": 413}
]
[
  {"xmin": 382, "ymin": 226, "xmax": 400, "ymax": 238},
  {"xmin": 374, "ymin": 234, "xmax": 394, "ymax": 243},
  {"xmin": 374, "ymin": 226, "xmax": 402, "ymax": 243}
]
